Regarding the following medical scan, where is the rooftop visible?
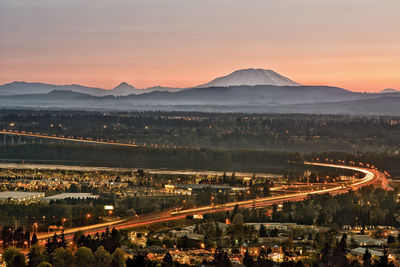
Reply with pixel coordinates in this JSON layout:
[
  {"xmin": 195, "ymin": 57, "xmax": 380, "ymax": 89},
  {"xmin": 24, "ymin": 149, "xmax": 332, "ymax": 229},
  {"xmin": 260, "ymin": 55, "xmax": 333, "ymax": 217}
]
[
  {"xmin": 0, "ymin": 191, "xmax": 45, "ymax": 201},
  {"xmin": 43, "ymin": 193, "xmax": 99, "ymax": 200}
]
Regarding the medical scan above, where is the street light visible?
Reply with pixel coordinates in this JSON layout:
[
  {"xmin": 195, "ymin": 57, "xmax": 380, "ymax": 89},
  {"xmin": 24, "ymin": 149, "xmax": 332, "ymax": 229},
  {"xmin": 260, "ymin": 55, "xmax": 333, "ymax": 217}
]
[
  {"xmin": 85, "ymin": 214, "xmax": 91, "ymax": 225},
  {"xmin": 32, "ymin": 222, "xmax": 38, "ymax": 233}
]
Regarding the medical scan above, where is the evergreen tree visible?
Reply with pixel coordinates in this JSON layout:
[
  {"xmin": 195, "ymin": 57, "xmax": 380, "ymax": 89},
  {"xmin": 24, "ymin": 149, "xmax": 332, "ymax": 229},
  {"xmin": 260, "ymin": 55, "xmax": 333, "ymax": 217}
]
[
  {"xmin": 339, "ymin": 233, "xmax": 348, "ymax": 253},
  {"xmin": 1, "ymin": 226, "xmax": 13, "ymax": 248},
  {"xmin": 59, "ymin": 230, "xmax": 67, "ymax": 248},
  {"xmin": 14, "ymin": 227, "xmax": 25, "ymax": 248},
  {"xmin": 73, "ymin": 230, "xmax": 84, "ymax": 246},
  {"xmin": 222, "ymin": 172, "xmax": 227, "ymax": 184},
  {"xmin": 161, "ymin": 252, "xmax": 173, "ymax": 267},
  {"xmin": 243, "ymin": 250, "xmax": 255, "ymax": 267},
  {"xmin": 230, "ymin": 172, "xmax": 236, "ymax": 186},
  {"xmin": 28, "ymin": 245, "xmax": 47, "ymax": 267},
  {"xmin": 272, "ymin": 204, "xmax": 279, "ymax": 221},
  {"xmin": 362, "ymin": 248, "xmax": 372, "ymax": 267},
  {"xmin": 213, "ymin": 246, "xmax": 232, "ymax": 267},
  {"xmin": 24, "ymin": 231, "xmax": 31, "ymax": 248},
  {"xmin": 320, "ymin": 242, "xmax": 331, "ymax": 265},
  {"xmin": 31, "ymin": 233, "xmax": 38, "ymax": 246},
  {"xmin": 376, "ymin": 248, "xmax": 395, "ymax": 267},
  {"xmin": 126, "ymin": 253, "xmax": 151, "ymax": 267},
  {"xmin": 45, "ymin": 238, "xmax": 54, "ymax": 255},
  {"xmin": 259, "ymin": 224, "xmax": 267, "ymax": 238},
  {"xmin": 330, "ymin": 241, "xmax": 348, "ymax": 267}
]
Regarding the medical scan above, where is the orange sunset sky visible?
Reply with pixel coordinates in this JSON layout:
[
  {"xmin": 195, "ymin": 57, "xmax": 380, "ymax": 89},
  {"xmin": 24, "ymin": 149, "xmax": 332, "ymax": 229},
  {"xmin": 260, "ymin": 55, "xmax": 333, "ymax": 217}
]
[{"xmin": 1, "ymin": 0, "xmax": 400, "ymax": 92}]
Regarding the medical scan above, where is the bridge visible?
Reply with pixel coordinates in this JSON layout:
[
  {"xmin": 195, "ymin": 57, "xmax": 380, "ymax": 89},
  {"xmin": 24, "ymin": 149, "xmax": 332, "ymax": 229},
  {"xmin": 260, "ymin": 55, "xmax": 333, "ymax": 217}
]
[{"xmin": 0, "ymin": 130, "xmax": 139, "ymax": 147}]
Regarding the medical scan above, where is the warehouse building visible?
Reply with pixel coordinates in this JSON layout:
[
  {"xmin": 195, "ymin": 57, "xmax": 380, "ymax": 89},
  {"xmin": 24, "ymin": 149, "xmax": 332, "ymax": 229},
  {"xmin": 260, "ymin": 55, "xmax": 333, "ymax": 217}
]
[
  {"xmin": 0, "ymin": 191, "xmax": 45, "ymax": 203},
  {"xmin": 42, "ymin": 192, "xmax": 99, "ymax": 202}
]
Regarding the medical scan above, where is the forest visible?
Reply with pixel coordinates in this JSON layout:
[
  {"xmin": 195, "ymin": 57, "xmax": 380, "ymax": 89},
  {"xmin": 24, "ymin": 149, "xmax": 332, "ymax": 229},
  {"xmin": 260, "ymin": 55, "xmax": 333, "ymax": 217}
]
[
  {"xmin": 0, "ymin": 110, "xmax": 399, "ymax": 152},
  {"xmin": 205, "ymin": 186, "xmax": 400, "ymax": 227},
  {"xmin": 0, "ymin": 144, "xmax": 300, "ymax": 173}
]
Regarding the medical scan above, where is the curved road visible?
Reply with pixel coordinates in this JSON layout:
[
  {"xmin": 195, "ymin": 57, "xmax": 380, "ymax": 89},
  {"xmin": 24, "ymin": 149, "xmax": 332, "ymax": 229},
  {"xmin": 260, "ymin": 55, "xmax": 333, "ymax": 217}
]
[
  {"xmin": 37, "ymin": 161, "xmax": 389, "ymax": 243},
  {"xmin": 2, "ymin": 130, "xmax": 391, "ymax": 242}
]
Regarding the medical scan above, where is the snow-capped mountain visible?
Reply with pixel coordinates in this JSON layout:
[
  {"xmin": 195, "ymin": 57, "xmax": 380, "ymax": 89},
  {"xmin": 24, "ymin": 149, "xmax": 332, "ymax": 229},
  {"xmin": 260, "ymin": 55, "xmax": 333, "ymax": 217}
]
[
  {"xmin": 196, "ymin": 68, "xmax": 301, "ymax": 88},
  {"xmin": 110, "ymin": 82, "xmax": 140, "ymax": 96},
  {"xmin": 380, "ymin": 88, "xmax": 399, "ymax": 94}
]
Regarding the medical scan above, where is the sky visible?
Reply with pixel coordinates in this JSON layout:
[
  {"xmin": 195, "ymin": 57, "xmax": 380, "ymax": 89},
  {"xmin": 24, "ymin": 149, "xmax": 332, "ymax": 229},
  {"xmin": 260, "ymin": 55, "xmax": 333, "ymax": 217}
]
[{"xmin": 1, "ymin": 0, "xmax": 400, "ymax": 92}]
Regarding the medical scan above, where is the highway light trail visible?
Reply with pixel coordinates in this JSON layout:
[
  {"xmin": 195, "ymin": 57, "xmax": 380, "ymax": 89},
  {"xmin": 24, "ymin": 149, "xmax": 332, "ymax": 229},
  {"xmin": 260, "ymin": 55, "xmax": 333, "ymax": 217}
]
[
  {"xmin": 0, "ymin": 130, "xmax": 139, "ymax": 147},
  {"xmin": 171, "ymin": 162, "xmax": 376, "ymax": 216},
  {"xmin": 37, "ymin": 161, "xmax": 383, "ymax": 243}
]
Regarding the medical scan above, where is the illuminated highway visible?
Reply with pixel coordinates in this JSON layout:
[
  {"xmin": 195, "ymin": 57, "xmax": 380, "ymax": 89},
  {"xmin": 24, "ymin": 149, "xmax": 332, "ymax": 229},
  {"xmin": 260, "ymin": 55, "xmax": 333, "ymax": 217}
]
[
  {"xmin": 36, "ymin": 161, "xmax": 387, "ymax": 243},
  {"xmin": 0, "ymin": 130, "xmax": 140, "ymax": 147},
  {"xmin": 169, "ymin": 162, "xmax": 377, "ymax": 215}
]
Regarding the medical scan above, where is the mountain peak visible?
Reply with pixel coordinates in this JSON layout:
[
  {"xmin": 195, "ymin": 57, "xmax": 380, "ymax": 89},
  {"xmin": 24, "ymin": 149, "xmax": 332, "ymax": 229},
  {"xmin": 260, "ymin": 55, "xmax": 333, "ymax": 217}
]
[
  {"xmin": 197, "ymin": 68, "xmax": 301, "ymax": 88},
  {"xmin": 110, "ymin": 82, "xmax": 139, "ymax": 96},
  {"xmin": 113, "ymin": 82, "xmax": 135, "ymax": 90}
]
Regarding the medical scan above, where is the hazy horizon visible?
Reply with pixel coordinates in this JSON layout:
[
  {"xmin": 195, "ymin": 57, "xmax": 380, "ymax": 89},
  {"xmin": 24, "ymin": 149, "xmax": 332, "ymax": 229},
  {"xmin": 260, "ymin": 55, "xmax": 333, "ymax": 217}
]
[{"xmin": 1, "ymin": 0, "xmax": 400, "ymax": 92}]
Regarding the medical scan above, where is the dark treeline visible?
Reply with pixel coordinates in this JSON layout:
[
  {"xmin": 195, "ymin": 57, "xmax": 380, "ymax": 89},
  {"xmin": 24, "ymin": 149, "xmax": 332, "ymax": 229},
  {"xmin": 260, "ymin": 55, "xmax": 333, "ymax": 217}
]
[
  {"xmin": 272, "ymin": 186, "xmax": 400, "ymax": 227},
  {"xmin": 1, "ymin": 110, "xmax": 400, "ymax": 152},
  {"xmin": 0, "ymin": 202, "xmax": 106, "ymax": 230},
  {"xmin": 1, "ymin": 143, "xmax": 400, "ymax": 177},
  {"xmin": 205, "ymin": 186, "xmax": 400, "ymax": 227},
  {"xmin": 0, "ymin": 144, "xmax": 300, "ymax": 173},
  {"xmin": 0, "ymin": 195, "xmax": 187, "ymax": 230},
  {"xmin": 3, "ymin": 227, "xmax": 396, "ymax": 267},
  {"xmin": 0, "ymin": 226, "xmax": 31, "ymax": 248}
]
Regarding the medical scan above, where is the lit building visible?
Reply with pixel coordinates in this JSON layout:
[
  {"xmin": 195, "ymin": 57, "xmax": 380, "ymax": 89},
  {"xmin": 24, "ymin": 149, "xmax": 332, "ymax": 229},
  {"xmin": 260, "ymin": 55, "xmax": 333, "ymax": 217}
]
[
  {"xmin": 42, "ymin": 192, "xmax": 99, "ymax": 202},
  {"xmin": 0, "ymin": 191, "xmax": 45, "ymax": 203},
  {"xmin": 164, "ymin": 184, "xmax": 245, "ymax": 195}
]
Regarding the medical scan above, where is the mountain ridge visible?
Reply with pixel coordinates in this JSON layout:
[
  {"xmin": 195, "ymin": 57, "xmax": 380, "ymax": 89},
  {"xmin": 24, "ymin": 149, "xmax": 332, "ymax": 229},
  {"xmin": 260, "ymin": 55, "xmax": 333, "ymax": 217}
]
[
  {"xmin": 0, "ymin": 68, "xmax": 302, "ymax": 96},
  {"xmin": 1, "ymin": 68, "xmax": 399, "ymax": 113},
  {"xmin": 0, "ymin": 87, "xmax": 399, "ymax": 115}
]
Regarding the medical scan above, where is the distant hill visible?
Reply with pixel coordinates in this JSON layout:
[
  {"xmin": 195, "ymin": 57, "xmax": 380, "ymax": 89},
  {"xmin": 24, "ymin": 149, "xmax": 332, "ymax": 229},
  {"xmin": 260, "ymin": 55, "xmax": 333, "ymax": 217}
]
[
  {"xmin": 144, "ymin": 86, "xmax": 184, "ymax": 93},
  {"xmin": 129, "ymin": 85, "xmax": 367, "ymax": 105},
  {"xmin": 0, "ymin": 81, "xmax": 184, "ymax": 96},
  {"xmin": 0, "ymin": 82, "xmax": 111, "ymax": 96},
  {"xmin": 196, "ymin": 68, "xmax": 301, "ymax": 88},
  {"xmin": 380, "ymin": 88, "xmax": 400, "ymax": 94},
  {"xmin": 0, "ymin": 68, "xmax": 301, "ymax": 96},
  {"xmin": 1, "ymin": 68, "xmax": 399, "ymax": 115},
  {"xmin": 0, "ymin": 85, "xmax": 399, "ymax": 115}
]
